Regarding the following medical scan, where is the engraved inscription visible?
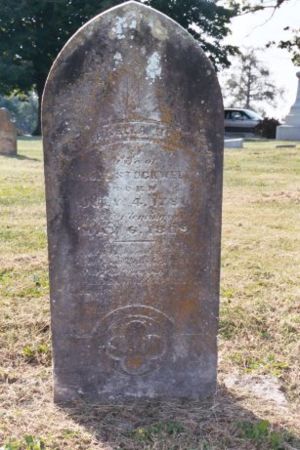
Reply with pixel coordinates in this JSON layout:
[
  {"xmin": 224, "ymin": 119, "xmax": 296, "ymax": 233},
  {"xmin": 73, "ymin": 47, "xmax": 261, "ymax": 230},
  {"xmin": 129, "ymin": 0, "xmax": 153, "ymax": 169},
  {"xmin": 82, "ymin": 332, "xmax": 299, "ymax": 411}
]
[{"xmin": 66, "ymin": 120, "xmax": 204, "ymax": 285}]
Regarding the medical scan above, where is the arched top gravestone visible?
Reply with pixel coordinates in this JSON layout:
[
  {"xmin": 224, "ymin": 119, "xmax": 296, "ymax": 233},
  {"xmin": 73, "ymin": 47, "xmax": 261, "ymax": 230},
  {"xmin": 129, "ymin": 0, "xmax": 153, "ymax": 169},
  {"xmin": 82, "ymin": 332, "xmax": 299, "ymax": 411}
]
[{"xmin": 42, "ymin": 0, "xmax": 224, "ymax": 403}]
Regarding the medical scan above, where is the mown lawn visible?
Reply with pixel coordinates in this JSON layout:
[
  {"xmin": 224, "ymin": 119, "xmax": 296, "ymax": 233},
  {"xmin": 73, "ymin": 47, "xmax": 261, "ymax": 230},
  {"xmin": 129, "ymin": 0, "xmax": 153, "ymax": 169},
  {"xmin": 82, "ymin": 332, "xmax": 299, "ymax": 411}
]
[{"xmin": 0, "ymin": 138, "xmax": 299, "ymax": 450}]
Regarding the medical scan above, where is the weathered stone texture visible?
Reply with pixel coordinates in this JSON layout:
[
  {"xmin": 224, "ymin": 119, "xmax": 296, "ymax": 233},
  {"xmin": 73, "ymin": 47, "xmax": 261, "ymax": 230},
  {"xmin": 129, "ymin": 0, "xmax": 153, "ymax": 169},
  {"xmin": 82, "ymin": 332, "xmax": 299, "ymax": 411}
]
[
  {"xmin": 0, "ymin": 108, "xmax": 17, "ymax": 155},
  {"xmin": 277, "ymin": 71, "xmax": 300, "ymax": 140},
  {"xmin": 42, "ymin": 0, "xmax": 224, "ymax": 403}
]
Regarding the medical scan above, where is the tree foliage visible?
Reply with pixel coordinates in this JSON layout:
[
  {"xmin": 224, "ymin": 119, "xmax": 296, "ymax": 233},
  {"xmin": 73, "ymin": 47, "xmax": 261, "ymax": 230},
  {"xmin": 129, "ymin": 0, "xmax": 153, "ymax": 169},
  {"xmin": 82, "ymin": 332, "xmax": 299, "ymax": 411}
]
[
  {"xmin": 269, "ymin": 27, "xmax": 300, "ymax": 66},
  {"xmin": 222, "ymin": 49, "xmax": 282, "ymax": 113},
  {"xmin": 227, "ymin": 0, "xmax": 300, "ymax": 64},
  {"xmin": 228, "ymin": 0, "xmax": 292, "ymax": 14},
  {"xmin": 144, "ymin": 0, "xmax": 238, "ymax": 68},
  {"xmin": 0, "ymin": 0, "xmax": 238, "ymax": 134},
  {"xmin": 0, "ymin": 92, "xmax": 38, "ymax": 135}
]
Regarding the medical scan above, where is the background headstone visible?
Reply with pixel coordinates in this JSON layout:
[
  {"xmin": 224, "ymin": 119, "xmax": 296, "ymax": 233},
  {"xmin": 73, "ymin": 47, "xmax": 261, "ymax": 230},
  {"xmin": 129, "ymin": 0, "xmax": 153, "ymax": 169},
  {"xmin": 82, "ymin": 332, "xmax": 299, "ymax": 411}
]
[
  {"xmin": 0, "ymin": 108, "xmax": 17, "ymax": 155},
  {"xmin": 224, "ymin": 138, "xmax": 244, "ymax": 149},
  {"xmin": 42, "ymin": 0, "xmax": 224, "ymax": 403},
  {"xmin": 277, "ymin": 71, "xmax": 300, "ymax": 141}
]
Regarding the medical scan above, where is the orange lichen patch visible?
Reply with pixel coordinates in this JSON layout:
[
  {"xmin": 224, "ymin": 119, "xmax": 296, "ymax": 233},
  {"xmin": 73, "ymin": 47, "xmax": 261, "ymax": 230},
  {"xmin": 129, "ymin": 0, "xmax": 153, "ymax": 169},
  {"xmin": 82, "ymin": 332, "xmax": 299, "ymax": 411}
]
[
  {"xmin": 179, "ymin": 298, "xmax": 199, "ymax": 319},
  {"xmin": 155, "ymin": 104, "xmax": 186, "ymax": 152},
  {"xmin": 125, "ymin": 355, "xmax": 144, "ymax": 370},
  {"xmin": 172, "ymin": 282, "xmax": 201, "ymax": 327},
  {"xmin": 165, "ymin": 128, "xmax": 184, "ymax": 152},
  {"xmin": 160, "ymin": 104, "xmax": 173, "ymax": 125}
]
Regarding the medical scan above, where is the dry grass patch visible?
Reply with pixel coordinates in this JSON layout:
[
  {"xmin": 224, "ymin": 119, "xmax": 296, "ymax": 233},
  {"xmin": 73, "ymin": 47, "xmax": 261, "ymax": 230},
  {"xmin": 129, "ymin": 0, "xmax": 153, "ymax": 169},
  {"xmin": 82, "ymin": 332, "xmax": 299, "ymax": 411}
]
[
  {"xmin": 0, "ymin": 139, "xmax": 299, "ymax": 449},
  {"xmin": 220, "ymin": 141, "xmax": 300, "ymax": 410}
]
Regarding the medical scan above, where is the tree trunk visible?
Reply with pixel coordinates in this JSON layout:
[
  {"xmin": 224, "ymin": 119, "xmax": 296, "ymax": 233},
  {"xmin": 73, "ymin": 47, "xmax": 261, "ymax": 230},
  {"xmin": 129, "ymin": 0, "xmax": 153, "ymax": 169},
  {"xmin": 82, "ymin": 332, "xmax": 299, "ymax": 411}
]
[{"xmin": 245, "ymin": 66, "xmax": 252, "ymax": 109}]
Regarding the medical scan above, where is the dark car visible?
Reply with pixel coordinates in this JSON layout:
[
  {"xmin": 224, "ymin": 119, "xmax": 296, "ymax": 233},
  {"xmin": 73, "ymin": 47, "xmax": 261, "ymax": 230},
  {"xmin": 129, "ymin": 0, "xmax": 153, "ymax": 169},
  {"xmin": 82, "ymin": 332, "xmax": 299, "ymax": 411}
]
[{"xmin": 225, "ymin": 108, "xmax": 263, "ymax": 133}]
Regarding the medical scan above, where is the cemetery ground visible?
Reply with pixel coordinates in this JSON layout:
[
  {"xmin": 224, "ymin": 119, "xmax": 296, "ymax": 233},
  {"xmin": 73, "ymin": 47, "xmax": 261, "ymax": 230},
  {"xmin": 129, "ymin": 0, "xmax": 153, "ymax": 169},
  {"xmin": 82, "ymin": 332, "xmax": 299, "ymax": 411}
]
[{"xmin": 0, "ymin": 138, "xmax": 299, "ymax": 450}]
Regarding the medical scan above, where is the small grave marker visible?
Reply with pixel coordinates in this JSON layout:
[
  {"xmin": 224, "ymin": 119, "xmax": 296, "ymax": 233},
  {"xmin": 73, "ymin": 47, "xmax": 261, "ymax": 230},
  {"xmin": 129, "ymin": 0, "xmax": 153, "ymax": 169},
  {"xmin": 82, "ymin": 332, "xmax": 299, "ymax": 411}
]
[{"xmin": 0, "ymin": 108, "xmax": 17, "ymax": 156}]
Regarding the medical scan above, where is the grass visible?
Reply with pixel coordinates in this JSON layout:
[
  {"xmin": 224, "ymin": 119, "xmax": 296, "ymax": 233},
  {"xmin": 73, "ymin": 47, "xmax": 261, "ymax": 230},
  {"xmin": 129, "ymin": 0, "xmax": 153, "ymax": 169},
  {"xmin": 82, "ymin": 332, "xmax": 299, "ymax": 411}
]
[
  {"xmin": 0, "ymin": 138, "xmax": 299, "ymax": 449},
  {"xmin": 220, "ymin": 142, "xmax": 300, "ymax": 401}
]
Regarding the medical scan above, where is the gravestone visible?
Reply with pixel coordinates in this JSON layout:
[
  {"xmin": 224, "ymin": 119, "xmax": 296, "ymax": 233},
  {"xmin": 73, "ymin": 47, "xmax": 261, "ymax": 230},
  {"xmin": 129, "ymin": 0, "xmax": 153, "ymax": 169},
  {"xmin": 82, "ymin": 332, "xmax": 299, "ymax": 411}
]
[
  {"xmin": 276, "ymin": 71, "xmax": 300, "ymax": 141},
  {"xmin": 42, "ymin": 0, "xmax": 224, "ymax": 403},
  {"xmin": 0, "ymin": 108, "xmax": 17, "ymax": 156}
]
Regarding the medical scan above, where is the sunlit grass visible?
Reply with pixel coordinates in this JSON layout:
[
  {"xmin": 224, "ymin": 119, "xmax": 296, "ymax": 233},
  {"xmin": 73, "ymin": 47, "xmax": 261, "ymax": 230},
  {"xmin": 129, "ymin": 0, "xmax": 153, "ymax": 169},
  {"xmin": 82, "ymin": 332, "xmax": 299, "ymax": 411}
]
[{"xmin": 0, "ymin": 138, "xmax": 299, "ymax": 449}]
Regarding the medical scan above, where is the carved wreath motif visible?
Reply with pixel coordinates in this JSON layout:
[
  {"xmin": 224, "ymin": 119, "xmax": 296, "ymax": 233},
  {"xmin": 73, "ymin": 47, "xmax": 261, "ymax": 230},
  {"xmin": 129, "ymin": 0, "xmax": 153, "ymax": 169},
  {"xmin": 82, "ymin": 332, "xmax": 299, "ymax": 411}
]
[{"xmin": 102, "ymin": 305, "xmax": 174, "ymax": 375}]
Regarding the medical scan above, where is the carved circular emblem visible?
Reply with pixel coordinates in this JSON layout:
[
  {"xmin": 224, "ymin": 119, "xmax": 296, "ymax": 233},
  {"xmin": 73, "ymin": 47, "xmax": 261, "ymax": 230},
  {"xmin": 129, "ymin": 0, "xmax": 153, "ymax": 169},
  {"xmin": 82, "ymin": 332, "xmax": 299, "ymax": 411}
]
[{"xmin": 101, "ymin": 305, "xmax": 174, "ymax": 375}]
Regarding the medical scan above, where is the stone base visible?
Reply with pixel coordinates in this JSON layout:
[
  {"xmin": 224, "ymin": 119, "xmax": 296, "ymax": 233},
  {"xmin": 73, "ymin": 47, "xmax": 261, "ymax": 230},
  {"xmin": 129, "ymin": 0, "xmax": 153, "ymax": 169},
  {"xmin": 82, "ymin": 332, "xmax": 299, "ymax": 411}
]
[
  {"xmin": 224, "ymin": 138, "xmax": 244, "ymax": 149},
  {"xmin": 276, "ymin": 125, "xmax": 300, "ymax": 141},
  {"xmin": 0, "ymin": 148, "xmax": 17, "ymax": 156}
]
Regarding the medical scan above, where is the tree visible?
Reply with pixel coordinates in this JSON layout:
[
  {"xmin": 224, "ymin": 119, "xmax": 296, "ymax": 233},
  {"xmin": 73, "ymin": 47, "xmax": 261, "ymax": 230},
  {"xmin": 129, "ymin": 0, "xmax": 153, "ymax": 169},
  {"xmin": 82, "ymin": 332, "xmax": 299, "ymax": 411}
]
[
  {"xmin": 269, "ymin": 27, "xmax": 300, "ymax": 66},
  {"xmin": 0, "ymin": 0, "xmax": 238, "ymax": 135},
  {"xmin": 227, "ymin": 0, "xmax": 300, "ymax": 64},
  {"xmin": 222, "ymin": 49, "xmax": 282, "ymax": 113},
  {"xmin": 228, "ymin": 0, "xmax": 293, "ymax": 14},
  {"xmin": 0, "ymin": 92, "xmax": 38, "ymax": 135}
]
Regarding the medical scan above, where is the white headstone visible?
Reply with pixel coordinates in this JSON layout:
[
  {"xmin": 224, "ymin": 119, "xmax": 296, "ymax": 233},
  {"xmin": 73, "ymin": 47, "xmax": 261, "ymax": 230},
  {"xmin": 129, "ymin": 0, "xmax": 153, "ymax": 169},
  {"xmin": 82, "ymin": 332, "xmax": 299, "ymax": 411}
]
[{"xmin": 276, "ymin": 71, "xmax": 300, "ymax": 141}]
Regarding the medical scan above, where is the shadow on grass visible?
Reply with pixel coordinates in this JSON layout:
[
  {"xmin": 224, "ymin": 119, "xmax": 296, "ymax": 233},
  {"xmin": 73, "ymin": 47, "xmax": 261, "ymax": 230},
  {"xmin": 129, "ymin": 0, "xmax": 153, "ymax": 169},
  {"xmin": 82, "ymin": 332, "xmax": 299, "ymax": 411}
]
[
  {"xmin": 62, "ymin": 386, "xmax": 300, "ymax": 449},
  {"xmin": 2, "ymin": 153, "xmax": 40, "ymax": 162},
  {"xmin": 18, "ymin": 135, "xmax": 42, "ymax": 141}
]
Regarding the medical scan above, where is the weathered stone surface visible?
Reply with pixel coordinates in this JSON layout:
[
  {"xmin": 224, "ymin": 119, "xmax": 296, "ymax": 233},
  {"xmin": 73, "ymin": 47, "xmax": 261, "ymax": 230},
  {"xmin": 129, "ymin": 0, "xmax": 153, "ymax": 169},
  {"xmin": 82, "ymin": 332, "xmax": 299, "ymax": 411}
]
[
  {"xmin": 42, "ymin": 0, "xmax": 223, "ymax": 403},
  {"xmin": 0, "ymin": 108, "xmax": 17, "ymax": 155},
  {"xmin": 277, "ymin": 71, "xmax": 300, "ymax": 141},
  {"xmin": 224, "ymin": 138, "xmax": 244, "ymax": 149}
]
